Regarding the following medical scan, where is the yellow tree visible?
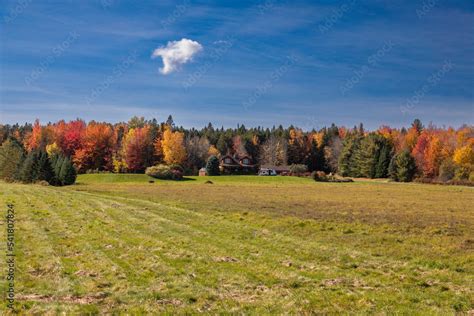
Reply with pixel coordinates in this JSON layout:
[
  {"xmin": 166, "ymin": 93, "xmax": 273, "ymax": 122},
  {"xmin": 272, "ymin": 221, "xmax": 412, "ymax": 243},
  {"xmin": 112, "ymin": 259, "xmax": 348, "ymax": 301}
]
[
  {"xmin": 161, "ymin": 127, "xmax": 186, "ymax": 165},
  {"xmin": 208, "ymin": 145, "xmax": 220, "ymax": 157},
  {"xmin": 453, "ymin": 145, "xmax": 474, "ymax": 180},
  {"xmin": 453, "ymin": 145, "xmax": 474, "ymax": 167},
  {"xmin": 46, "ymin": 142, "xmax": 61, "ymax": 156}
]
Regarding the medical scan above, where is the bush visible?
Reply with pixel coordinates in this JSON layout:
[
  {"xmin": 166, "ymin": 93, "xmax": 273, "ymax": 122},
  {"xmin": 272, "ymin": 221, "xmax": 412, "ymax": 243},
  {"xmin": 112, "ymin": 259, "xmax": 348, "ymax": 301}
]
[
  {"xmin": 454, "ymin": 166, "xmax": 471, "ymax": 180},
  {"xmin": 145, "ymin": 164, "xmax": 183, "ymax": 180},
  {"xmin": 169, "ymin": 164, "xmax": 184, "ymax": 180},
  {"xmin": 311, "ymin": 171, "xmax": 328, "ymax": 182},
  {"xmin": 438, "ymin": 160, "xmax": 456, "ymax": 182},
  {"xmin": 414, "ymin": 177, "xmax": 474, "ymax": 187},
  {"xmin": 289, "ymin": 164, "xmax": 308, "ymax": 174}
]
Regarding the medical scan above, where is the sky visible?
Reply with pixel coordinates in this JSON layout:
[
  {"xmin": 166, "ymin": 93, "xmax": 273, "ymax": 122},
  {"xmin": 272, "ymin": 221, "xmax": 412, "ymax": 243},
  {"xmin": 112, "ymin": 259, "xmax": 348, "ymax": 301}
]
[{"xmin": 0, "ymin": 0, "xmax": 473, "ymax": 130}]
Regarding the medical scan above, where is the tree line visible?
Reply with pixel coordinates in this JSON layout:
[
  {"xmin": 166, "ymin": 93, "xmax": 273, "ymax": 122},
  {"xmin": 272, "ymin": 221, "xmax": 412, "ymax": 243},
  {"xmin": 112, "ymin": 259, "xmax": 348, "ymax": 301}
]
[{"xmin": 0, "ymin": 116, "xmax": 473, "ymax": 184}]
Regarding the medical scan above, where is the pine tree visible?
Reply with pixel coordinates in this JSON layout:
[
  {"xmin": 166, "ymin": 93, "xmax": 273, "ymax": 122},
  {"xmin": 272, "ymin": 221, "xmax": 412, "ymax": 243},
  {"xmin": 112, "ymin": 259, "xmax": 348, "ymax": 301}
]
[
  {"xmin": 166, "ymin": 115, "xmax": 175, "ymax": 129},
  {"xmin": 355, "ymin": 136, "xmax": 377, "ymax": 178},
  {"xmin": 412, "ymin": 119, "xmax": 423, "ymax": 134},
  {"xmin": 216, "ymin": 134, "xmax": 229, "ymax": 155},
  {"xmin": 206, "ymin": 155, "xmax": 220, "ymax": 176},
  {"xmin": 388, "ymin": 154, "xmax": 398, "ymax": 181},
  {"xmin": 375, "ymin": 143, "xmax": 392, "ymax": 178},
  {"xmin": 59, "ymin": 157, "xmax": 77, "ymax": 185},
  {"xmin": 305, "ymin": 139, "xmax": 319, "ymax": 171},
  {"xmin": 394, "ymin": 150, "xmax": 416, "ymax": 182},
  {"xmin": 287, "ymin": 129, "xmax": 305, "ymax": 165},
  {"xmin": 18, "ymin": 150, "xmax": 40, "ymax": 183},
  {"xmin": 36, "ymin": 150, "xmax": 54, "ymax": 183},
  {"xmin": 338, "ymin": 134, "xmax": 362, "ymax": 177},
  {"xmin": 54, "ymin": 155, "xmax": 64, "ymax": 181}
]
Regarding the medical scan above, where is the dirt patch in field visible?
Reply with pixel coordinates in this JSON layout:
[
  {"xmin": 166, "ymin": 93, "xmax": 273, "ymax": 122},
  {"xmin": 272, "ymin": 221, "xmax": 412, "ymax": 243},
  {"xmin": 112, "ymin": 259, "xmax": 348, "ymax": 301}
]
[
  {"xmin": 214, "ymin": 256, "xmax": 239, "ymax": 262},
  {"xmin": 156, "ymin": 298, "xmax": 183, "ymax": 306},
  {"xmin": 16, "ymin": 293, "xmax": 108, "ymax": 304}
]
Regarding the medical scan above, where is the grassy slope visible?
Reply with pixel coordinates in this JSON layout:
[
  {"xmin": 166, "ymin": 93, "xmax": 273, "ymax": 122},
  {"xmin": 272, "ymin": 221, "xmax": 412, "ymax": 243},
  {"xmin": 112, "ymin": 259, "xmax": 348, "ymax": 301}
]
[{"xmin": 0, "ymin": 175, "xmax": 473, "ymax": 314}]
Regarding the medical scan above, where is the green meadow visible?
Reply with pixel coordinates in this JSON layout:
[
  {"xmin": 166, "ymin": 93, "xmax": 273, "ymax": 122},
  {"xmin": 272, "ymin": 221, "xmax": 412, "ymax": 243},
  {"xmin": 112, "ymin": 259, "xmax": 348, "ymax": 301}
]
[{"xmin": 1, "ymin": 175, "xmax": 473, "ymax": 314}]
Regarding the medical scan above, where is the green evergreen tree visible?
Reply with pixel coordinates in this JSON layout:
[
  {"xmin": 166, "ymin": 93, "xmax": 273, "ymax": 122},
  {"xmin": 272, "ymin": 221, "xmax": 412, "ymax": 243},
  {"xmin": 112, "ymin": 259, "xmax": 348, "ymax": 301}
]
[
  {"xmin": 216, "ymin": 134, "xmax": 229, "ymax": 155},
  {"xmin": 59, "ymin": 157, "xmax": 77, "ymax": 185},
  {"xmin": 305, "ymin": 139, "xmax": 319, "ymax": 171},
  {"xmin": 354, "ymin": 134, "xmax": 393, "ymax": 179},
  {"xmin": 206, "ymin": 155, "xmax": 220, "ymax": 176},
  {"xmin": 388, "ymin": 154, "xmax": 398, "ymax": 181},
  {"xmin": 18, "ymin": 150, "xmax": 40, "ymax": 183},
  {"xmin": 394, "ymin": 150, "xmax": 416, "ymax": 182},
  {"xmin": 315, "ymin": 135, "xmax": 329, "ymax": 173},
  {"xmin": 355, "ymin": 135, "xmax": 378, "ymax": 178},
  {"xmin": 54, "ymin": 155, "xmax": 64, "ymax": 179},
  {"xmin": 412, "ymin": 119, "xmax": 423, "ymax": 134},
  {"xmin": 375, "ymin": 143, "xmax": 392, "ymax": 178},
  {"xmin": 287, "ymin": 139, "xmax": 305, "ymax": 165},
  {"xmin": 338, "ymin": 134, "xmax": 362, "ymax": 177},
  {"xmin": 0, "ymin": 138, "xmax": 25, "ymax": 181},
  {"xmin": 37, "ymin": 151, "xmax": 54, "ymax": 183}
]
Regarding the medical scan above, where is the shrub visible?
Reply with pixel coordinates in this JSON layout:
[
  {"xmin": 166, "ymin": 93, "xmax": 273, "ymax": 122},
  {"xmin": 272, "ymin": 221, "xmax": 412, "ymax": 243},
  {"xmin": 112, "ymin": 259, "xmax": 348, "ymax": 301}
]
[
  {"xmin": 312, "ymin": 171, "xmax": 328, "ymax": 182},
  {"xmin": 438, "ymin": 159, "xmax": 456, "ymax": 182},
  {"xmin": 289, "ymin": 164, "xmax": 308, "ymax": 174},
  {"xmin": 454, "ymin": 166, "xmax": 471, "ymax": 180},
  {"xmin": 206, "ymin": 155, "xmax": 220, "ymax": 176},
  {"xmin": 145, "ymin": 164, "xmax": 183, "ymax": 180},
  {"xmin": 146, "ymin": 164, "xmax": 171, "ymax": 179},
  {"xmin": 414, "ymin": 177, "xmax": 474, "ymax": 187},
  {"xmin": 169, "ymin": 164, "xmax": 184, "ymax": 180}
]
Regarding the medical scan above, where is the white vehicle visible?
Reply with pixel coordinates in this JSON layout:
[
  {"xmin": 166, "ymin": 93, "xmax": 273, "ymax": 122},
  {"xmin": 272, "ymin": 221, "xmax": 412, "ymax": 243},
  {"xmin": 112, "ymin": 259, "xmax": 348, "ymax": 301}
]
[{"xmin": 258, "ymin": 168, "xmax": 277, "ymax": 176}]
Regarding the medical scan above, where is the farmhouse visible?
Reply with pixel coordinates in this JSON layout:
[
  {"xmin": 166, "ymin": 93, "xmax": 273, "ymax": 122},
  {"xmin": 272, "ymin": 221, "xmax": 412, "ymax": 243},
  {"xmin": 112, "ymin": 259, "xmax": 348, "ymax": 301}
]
[{"xmin": 220, "ymin": 154, "xmax": 256, "ymax": 174}]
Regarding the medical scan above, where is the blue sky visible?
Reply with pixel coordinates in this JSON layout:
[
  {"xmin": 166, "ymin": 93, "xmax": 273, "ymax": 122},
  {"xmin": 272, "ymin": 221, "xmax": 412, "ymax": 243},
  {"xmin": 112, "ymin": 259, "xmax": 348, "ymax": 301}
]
[{"xmin": 0, "ymin": 0, "xmax": 473, "ymax": 130}]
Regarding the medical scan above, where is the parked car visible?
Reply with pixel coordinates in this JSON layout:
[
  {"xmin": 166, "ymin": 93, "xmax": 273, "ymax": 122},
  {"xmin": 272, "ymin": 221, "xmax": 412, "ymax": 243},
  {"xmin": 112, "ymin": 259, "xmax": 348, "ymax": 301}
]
[{"xmin": 258, "ymin": 168, "xmax": 277, "ymax": 176}]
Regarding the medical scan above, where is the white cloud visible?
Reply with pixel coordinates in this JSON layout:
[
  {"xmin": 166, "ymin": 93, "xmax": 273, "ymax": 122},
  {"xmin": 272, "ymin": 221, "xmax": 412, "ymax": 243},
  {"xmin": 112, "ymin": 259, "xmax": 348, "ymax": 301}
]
[{"xmin": 151, "ymin": 38, "xmax": 203, "ymax": 75}]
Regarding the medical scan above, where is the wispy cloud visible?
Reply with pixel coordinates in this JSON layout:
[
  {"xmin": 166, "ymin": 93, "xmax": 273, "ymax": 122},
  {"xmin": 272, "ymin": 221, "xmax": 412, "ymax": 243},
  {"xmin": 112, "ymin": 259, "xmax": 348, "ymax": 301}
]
[{"xmin": 151, "ymin": 38, "xmax": 203, "ymax": 75}]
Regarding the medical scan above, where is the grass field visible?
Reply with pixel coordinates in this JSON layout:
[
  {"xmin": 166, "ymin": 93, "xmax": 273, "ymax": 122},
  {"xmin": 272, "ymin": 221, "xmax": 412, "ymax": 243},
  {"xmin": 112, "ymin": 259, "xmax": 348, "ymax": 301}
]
[{"xmin": 1, "ymin": 175, "xmax": 473, "ymax": 314}]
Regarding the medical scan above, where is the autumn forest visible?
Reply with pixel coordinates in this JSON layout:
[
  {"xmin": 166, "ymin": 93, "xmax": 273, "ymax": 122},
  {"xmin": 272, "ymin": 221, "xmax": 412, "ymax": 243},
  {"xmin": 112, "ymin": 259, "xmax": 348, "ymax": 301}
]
[{"xmin": 0, "ymin": 116, "xmax": 473, "ymax": 186}]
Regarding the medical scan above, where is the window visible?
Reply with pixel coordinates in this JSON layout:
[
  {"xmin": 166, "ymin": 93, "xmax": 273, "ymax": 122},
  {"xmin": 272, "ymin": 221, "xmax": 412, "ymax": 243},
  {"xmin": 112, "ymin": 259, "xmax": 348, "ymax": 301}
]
[
  {"xmin": 225, "ymin": 158, "xmax": 232, "ymax": 164},
  {"xmin": 243, "ymin": 158, "xmax": 249, "ymax": 165}
]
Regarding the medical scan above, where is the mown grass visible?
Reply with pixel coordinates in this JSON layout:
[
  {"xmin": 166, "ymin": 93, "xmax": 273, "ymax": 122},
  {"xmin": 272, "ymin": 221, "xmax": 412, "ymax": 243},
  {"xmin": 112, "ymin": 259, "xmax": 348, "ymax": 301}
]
[
  {"xmin": 0, "ymin": 175, "xmax": 473, "ymax": 314},
  {"xmin": 77, "ymin": 173, "xmax": 313, "ymax": 185}
]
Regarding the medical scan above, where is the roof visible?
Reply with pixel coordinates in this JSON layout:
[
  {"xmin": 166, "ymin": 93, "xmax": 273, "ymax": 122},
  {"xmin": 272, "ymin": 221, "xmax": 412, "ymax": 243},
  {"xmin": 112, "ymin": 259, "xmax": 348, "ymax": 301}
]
[{"xmin": 220, "ymin": 154, "xmax": 255, "ymax": 168}]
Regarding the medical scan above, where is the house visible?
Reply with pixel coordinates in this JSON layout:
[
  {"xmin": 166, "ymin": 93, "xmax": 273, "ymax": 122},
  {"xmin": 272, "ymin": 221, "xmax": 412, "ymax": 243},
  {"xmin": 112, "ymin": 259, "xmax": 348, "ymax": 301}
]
[
  {"xmin": 198, "ymin": 168, "xmax": 207, "ymax": 176},
  {"xmin": 220, "ymin": 154, "xmax": 256, "ymax": 174}
]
